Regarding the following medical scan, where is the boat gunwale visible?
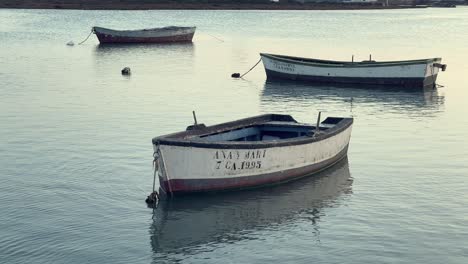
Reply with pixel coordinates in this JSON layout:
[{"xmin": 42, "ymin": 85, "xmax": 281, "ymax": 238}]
[
  {"xmin": 93, "ymin": 26, "xmax": 196, "ymax": 34},
  {"xmin": 152, "ymin": 114, "xmax": 353, "ymax": 149},
  {"xmin": 260, "ymin": 53, "xmax": 441, "ymax": 68}
]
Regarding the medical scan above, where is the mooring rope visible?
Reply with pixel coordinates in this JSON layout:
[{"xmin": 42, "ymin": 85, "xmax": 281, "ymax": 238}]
[
  {"xmin": 232, "ymin": 58, "xmax": 262, "ymax": 78},
  {"xmin": 145, "ymin": 149, "xmax": 160, "ymax": 208},
  {"xmin": 78, "ymin": 28, "xmax": 94, "ymax": 45},
  {"xmin": 152, "ymin": 165, "xmax": 158, "ymax": 194},
  {"xmin": 205, "ymin": 32, "xmax": 224, "ymax": 42},
  {"xmin": 152, "ymin": 150, "xmax": 160, "ymax": 193}
]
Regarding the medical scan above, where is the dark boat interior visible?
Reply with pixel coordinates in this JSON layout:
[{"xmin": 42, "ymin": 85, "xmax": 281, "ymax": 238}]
[
  {"xmin": 199, "ymin": 117, "xmax": 344, "ymax": 142},
  {"xmin": 262, "ymin": 53, "xmax": 435, "ymax": 66}
]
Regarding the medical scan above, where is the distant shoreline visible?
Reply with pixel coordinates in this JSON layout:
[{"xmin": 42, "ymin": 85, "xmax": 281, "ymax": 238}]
[{"xmin": 0, "ymin": 1, "xmax": 425, "ymax": 11}]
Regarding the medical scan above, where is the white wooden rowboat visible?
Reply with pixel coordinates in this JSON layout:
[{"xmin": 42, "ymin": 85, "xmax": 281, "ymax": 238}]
[
  {"xmin": 93, "ymin": 26, "xmax": 196, "ymax": 44},
  {"xmin": 151, "ymin": 113, "xmax": 353, "ymax": 196},
  {"xmin": 260, "ymin": 53, "xmax": 447, "ymax": 88}
]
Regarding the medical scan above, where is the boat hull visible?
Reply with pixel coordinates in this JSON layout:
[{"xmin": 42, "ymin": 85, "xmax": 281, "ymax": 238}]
[
  {"xmin": 155, "ymin": 124, "xmax": 352, "ymax": 195},
  {"xmin": 93, "ymin": 26, "xmax": 195, "ymax": 44},
  {"xmin": 265, "ymin": 69, "xmax": 437, "ymax": 87},
  {"xmin": 261, "ymin": 53, "xmax": 442, "ymax": 88}
]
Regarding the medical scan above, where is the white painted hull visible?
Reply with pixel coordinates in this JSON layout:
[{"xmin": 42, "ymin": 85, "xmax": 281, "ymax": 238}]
[
  {"xmin": 154, "ymin": 124, "xmax": 352, "ymax": 195},
  {"xmin": 261, "ymin": 53, "xmax": 444, "ymax": 87}
]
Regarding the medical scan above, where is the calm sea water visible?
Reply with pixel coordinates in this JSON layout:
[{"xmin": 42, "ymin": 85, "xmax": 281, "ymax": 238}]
[{"xmin": 1, "ymin": 7, "xmax": 468, "ymax": 264}]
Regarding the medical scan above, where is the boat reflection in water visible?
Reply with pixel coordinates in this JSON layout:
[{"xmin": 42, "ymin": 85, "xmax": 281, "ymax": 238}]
[
  {"xmin": 92, "ymin": 43, "xmax": 195, "ymax": 80},
  {"xmin": 150, "ymin": 158, "xmax": 352, "ymax": 258},
  {"xmin": 93, "ymin": 42, "xmax": 195, "ymax": 63},
  {"xmin": 260, "ymin": 80, "xmax": 445, "ymax": 117}
]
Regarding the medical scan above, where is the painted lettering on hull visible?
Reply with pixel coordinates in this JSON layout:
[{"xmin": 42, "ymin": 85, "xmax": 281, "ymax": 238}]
[
  {"xmin": 272, "ymin": 61, "xmax": 295, "ymax": 72},
  {"xmin": 214, "ymin": 150, "xmax": 267, "ymax": 171}
]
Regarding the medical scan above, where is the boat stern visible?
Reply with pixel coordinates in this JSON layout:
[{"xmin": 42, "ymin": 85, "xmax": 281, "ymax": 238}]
[{"xmin": 423, "ymin": 58, "xmax": 446, "ymax": 87}]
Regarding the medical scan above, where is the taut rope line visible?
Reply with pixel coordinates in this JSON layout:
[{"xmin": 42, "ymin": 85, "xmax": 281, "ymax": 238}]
[
  {"xmin": 78, "ymin": 28, "xmax": 94, "ymax": 45},
  {"xmin": 232, "ymin": 58, "xmax": 262, "ymax": 78},
  {"xmin": 205, "ymin": 32, "xmax": 224, "ymax": 42}
]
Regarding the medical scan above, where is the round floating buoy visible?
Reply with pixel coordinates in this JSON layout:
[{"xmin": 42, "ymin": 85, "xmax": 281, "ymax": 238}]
[
  {"xmin": 121, "ymin": 67, "xmax": 131, "ymax": 75},
  {"xmin": 231, "ymin": 73, "xmax": 241, "ymax": 78},
  {"xmin": 66, "ymin": 41, "xmax": 75, "ymax": 46},
  {"xmin": 145, "ymin": 191, "xmax": 159, "ymax": 208}
]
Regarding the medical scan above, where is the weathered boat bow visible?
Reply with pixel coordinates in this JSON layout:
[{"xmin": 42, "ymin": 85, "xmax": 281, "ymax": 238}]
[{"xmin": 149, "ymin": 114, "xmax": 353, "ymax": 197}]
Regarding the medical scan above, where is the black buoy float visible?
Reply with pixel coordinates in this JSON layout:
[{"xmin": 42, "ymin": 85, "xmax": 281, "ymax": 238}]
[
  {"xmin": 231, "ymin": 73, "xmax": 241, "ymax": 78},
  {"xmin": 121, "ymin": 67, "xmax": 131, "ymax": 75},
  {"xmin": 145, "ymin": 191, "xmax": 159, "ymax": 208}
]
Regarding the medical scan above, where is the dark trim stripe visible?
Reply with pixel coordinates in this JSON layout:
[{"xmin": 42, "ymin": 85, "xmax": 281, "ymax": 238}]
[
  {"xmin": 93, "ymin": 26, "xmax": 196, "ymax": 33},
  {"xmin": 265, "ymin": 69, "xmax": 437, "ymax": 88},
  {"xmin": 154, "ymin": 115, "xmax": 353, "ymax": 149},
  {"xmin": 260, "ymin": 53, "xmax": 440, "ymax": 68},
  {"xmin": 160, "ymin": 144, "xmax": 349, "ymax": 195}
]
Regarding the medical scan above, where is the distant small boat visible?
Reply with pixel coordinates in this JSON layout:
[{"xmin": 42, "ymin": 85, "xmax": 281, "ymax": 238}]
[
  {"xmin": 260, "ymin": 53, "xmax": 447, "ymax": 88},
  {"xmin": 431, "ymin": 2, "xmax": 456, "ymax": 8},
  {"xmin": 151, "ymin": 113, "xmax": 353, "ymax": 196},
  {"xmin": 93, "ymin": 26, "xmax": 196, "ymax": 44}
]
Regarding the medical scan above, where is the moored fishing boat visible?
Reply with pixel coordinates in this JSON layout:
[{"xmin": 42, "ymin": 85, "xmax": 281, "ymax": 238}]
[
  {"xmin": 93, "ymin": 26, "xmax": 196, "ymax": 44},
  {"xmin": 150, "ymin": 113, "xmax": 353, "ymax": 197},
  {"xmin": 260, "ymin": 53, "xmax": 447, "ymax": 88}
]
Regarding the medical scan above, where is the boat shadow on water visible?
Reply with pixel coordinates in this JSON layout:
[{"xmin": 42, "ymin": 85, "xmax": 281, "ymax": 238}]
[
  {"xmin": 260, "ymin": 80, "xmax": 445, "ymax": 116},
  {"xmin": 93, "ymin": 42, "xmax": 195, "ymax": 58},
  {"xmin": 149, "ymin": 158, "xmax": 352, "ymax": 258},
  {"xmin": 92, "ymin": 43, "xmax": 196, "ymax": 73}
]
